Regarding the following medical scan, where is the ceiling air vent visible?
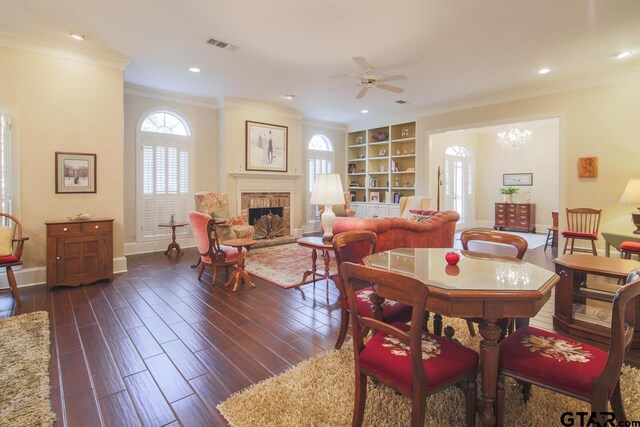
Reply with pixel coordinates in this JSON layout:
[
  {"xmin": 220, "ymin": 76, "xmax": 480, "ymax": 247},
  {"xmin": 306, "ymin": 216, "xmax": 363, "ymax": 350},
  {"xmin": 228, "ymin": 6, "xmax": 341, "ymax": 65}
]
[
  {"xmin": 206, "ymin": 38, "xmax": 238, "ymax": 52},
  {"xmin": 395, "ymin": 100, "xmax": 408, "ymax": 104}
]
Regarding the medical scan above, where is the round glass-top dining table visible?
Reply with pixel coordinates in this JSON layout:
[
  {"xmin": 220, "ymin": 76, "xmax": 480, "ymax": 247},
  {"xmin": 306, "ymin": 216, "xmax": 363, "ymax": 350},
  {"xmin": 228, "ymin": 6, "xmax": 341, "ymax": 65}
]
[{"xmin": 363, "ymin": 248, "xmax": 560, "ymax": 427}]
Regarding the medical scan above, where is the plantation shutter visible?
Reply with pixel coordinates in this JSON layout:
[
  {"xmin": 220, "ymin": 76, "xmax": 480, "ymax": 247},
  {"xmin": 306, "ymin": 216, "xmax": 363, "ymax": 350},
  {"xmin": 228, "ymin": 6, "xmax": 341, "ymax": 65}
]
[
  {"xmin": 0, "ymin": 113, "xmax": 11, "ymax": 215},
  {"xmin": 307, "ymin": 157, "xmax": 332, "ymax": 221}
]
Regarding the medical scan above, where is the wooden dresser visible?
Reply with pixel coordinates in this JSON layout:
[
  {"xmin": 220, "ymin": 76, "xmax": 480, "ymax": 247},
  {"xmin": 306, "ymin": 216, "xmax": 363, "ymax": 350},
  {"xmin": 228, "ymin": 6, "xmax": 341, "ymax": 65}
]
[
  {"xmin": 46, "ymin": 218, "xmax": 114, "ymax": 289},
  {"xmin": 494, "ymin": 202, "xmax": 536, "ymax": 233}
]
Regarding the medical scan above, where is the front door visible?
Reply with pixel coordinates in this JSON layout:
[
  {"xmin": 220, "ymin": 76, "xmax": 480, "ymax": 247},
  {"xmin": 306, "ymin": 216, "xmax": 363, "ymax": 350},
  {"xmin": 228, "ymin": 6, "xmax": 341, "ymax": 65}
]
[{"xmin": 444, "ymin": 145, "xmax": 474, "ymax": 228}]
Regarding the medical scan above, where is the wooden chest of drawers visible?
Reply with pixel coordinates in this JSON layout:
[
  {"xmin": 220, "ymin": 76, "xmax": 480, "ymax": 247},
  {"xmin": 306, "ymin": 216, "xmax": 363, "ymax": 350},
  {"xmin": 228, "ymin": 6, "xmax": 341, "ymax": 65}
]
[
  {"xmin": 494, "ymin": 203, "xmax": 536, "ymax": 233},
  {"xmin": 46, "ymin": 218, "xmax": 114, "ymax": 289}
]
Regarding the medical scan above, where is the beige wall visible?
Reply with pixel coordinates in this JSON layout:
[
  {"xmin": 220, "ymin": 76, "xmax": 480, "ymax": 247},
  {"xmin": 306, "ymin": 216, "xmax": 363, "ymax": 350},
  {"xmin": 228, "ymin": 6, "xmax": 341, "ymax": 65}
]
[
  {"xmin": 417, "ymin": 77, "xmax": 640, "ymax": 243},
  {"xmin": 123, "ymin": 93, "xmax": 218, "ymax": 243},
  {"xmin": 0, "ymin": 46, "xmax": 125, "ymax": 267}
]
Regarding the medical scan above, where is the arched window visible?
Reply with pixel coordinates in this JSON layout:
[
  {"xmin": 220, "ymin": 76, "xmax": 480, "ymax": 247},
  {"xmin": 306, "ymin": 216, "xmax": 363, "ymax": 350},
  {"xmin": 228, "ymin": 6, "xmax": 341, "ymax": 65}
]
[
  {"xmin": 141, "ymin": 111, "xmax": 190, "ymax": 136},
  {"xmin": 307, "ymin": 134, "xmax": 335, "ymax": 223},
  {"xmin": 136, "ymin": 110, "xmax": 193, "ymax": 241},
  {"xmin": 445, "ymin": 145, "xmax": 470, "ymax": 157}
]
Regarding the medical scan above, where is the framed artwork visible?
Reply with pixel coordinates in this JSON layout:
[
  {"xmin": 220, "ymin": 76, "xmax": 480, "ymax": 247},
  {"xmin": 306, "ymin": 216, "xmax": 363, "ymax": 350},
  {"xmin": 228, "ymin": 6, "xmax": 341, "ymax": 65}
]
[
  {"xmin": 55, "ymin": 152, "xmax": 96, "ymax": 193},
  {"xmin": 369, "ymin": 178, "xmax": 378, "ymax": 188},
  {"xmin": 355, "ymin": 136, "xmax": 363, "ymax": 144},
  {"xmin": 393, "ymin": 192, "xmax": 401, "ymax": 204},
  {"xmin": 578, "ymin": 157, "xmax": 598, "ymax": 178},
  {"xmin": 503, "ymin": 173, "xmax": 533, "ymax": 186},
  {"xmin": 348, "ymin": 163, "xmax": 356, "ymax": 174},
  {"xmin": 370, "ymin": 192, "xmax": 380, "ymax": 203},
  {"xmin": 245, "ymin": 121, "xmax": 288, "ymax": 172},
  {"xmin": 378, "ymin": 149, "xmax": 387, "ymax": 157}
]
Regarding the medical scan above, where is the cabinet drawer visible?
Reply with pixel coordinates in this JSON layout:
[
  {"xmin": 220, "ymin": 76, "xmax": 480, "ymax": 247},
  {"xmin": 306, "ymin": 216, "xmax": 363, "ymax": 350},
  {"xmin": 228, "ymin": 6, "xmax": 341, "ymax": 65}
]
[
  {"xmin": 82, "ymin": 222, "xmax": 112, "ymax": 234},
  {"xmin": 47, "ymin": 223, "xmax": 82, "ymax": 236}
]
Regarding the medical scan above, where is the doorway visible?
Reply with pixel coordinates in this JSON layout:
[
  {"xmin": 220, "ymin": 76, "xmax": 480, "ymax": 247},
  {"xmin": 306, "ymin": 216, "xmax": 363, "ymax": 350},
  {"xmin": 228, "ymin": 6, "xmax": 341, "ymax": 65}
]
[{"xmin": 444, "ymin": 145, "xmax": 474, "ymax": 228}]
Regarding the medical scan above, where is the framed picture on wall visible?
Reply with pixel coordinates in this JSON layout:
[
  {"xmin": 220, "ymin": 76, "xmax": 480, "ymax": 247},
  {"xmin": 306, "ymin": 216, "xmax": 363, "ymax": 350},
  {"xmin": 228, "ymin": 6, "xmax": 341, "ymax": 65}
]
[
  {"xmin": 503, "ymin": 173, "xmax": 533, "ymax": 186},
  {"xmin": 55, "ymin": 152, "xmax": 97, "ymax": 193},
  {"xmin": 245, "ymin": 121, "xmax": 288, "ymax": 172},
  {"xmin": 370, "ymin": 192, "xmax": 380, "ymax": 203}
]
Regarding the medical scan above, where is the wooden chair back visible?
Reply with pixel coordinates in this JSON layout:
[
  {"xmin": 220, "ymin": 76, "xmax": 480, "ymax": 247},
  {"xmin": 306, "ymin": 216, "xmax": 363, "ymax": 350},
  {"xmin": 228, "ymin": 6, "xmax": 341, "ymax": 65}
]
[
  {"xmin": 332, "ymin": 231, "xmax": 377, "ymax": 266},
  {"xmin": 460, "ymin": 230, "xmax": 528, "ymax": 259},
  {"xmin": 188, "ymin": 211, "xmax": 226, "ymax": 263},
  {"xmin": 0, "ymin": 213, "xmax": 25, "ymax": 260},
  {"xmin": 339, "ymin": 262, "xmax": 429, "ymax": 385},
  {"xmin": 566, "ymin": 208, "xmax": 602, "ymax": 234}
]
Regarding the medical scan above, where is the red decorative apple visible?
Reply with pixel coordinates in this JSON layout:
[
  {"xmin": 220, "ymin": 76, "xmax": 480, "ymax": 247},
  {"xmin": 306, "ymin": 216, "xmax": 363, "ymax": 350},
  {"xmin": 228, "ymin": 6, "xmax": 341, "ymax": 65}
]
[
  {"xmin": 445, "ymin": 250, "xmax": 461, "ymax": 265},
  {"xmin": 445, "ymin": 264, "xmax": 460, "ymax": 276}
]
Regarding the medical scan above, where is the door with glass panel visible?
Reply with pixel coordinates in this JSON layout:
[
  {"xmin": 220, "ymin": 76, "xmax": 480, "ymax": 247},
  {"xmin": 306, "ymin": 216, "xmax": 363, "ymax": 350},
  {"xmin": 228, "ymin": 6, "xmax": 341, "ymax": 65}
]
[{"xmin": 443, "ymin": 145, "xmax": 474, "ymax": 229}]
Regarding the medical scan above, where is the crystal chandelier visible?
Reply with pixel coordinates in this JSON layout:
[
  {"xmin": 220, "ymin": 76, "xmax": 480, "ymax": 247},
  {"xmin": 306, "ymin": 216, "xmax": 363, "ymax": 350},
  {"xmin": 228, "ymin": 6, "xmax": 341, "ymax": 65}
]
[{"xmin": 497, "ymin": 124, "xmax": 532, "ymax": 151}]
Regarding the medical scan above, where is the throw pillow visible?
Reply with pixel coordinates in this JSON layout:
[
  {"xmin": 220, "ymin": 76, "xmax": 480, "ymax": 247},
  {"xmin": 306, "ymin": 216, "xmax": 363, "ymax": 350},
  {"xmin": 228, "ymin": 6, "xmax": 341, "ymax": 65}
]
[
  {"xmin": 408, "ymin": 214, "xmax": 431, "ymax": 224},
  {"xmin": 0, "ymin": 227, "xmax": 13, "ymax": 256},
  {"xmin": 401, "ymin": 196, "xmax": 431, "ymax": 219}
]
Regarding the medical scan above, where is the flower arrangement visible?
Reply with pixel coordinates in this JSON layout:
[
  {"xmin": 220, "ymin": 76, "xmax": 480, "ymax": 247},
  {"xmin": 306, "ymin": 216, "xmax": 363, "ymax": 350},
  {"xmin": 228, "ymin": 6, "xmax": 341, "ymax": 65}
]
[{"xmin": 372, "ymin": 129, "xmax": 389, "ymax": 142}]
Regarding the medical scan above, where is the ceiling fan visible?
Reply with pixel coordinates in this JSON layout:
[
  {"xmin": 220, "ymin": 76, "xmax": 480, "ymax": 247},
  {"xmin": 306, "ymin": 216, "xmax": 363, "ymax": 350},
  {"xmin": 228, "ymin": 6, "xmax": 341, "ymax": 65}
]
[{"xmin": 339, "ymin": 57, "xmax": 407, "ymax": 99}]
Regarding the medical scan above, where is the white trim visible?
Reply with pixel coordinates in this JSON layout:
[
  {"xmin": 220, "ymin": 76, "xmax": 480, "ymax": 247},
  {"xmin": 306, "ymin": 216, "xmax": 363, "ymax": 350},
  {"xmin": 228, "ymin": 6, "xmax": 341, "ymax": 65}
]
[
  {"xmin": 0, "ymin": 29, "xmax": 129, "ymax": 70},
  {"xmin": 230, "ymin": 172, "xmax": 303, "ymax": 179},
  {"xmin": 0, "ymin": 107, "xmax": 20, "ymax": 219},
  {"xmin": 125, "ymin": 238, "xmax": 196, "ymax": 255},
  {"xmin": 0, "ymin": 257, "xmax": 128, "ymax": 288},
  {"xmin": 219, "ymin": 97, "xmax": 303, "ymax": 120},
  {"xmin": 125, "ymin": 84, "xmax": 218, "ymax": 109},
  {"xmin": 302, "ymin": 118, "xmax": 348, "ymax": 131}
]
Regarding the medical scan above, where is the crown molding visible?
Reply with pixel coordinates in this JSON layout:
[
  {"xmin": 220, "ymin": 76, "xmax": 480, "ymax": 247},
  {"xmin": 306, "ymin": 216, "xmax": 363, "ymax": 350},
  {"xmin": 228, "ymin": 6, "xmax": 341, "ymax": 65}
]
[
  {"xmin": 302, "ymin": 117, "xmax": 348, "ymax": 132},
  {"xmin": 124, "ymin": 83, "xmax": 218, "ymax": 109},
  {"xmin": 219, "ymin": 97, "xmax": 303, "ymax": 120},
  {"xmin": 0, "ymin": 29, "xmax": 129, "ymax": 70}
]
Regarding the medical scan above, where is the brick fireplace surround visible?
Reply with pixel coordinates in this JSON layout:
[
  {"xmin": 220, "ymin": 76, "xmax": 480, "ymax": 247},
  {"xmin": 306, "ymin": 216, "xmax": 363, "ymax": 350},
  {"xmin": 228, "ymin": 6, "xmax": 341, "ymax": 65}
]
[{"xmin": 240, "ymin": 192, "xmax": 290, "ymax": 236}]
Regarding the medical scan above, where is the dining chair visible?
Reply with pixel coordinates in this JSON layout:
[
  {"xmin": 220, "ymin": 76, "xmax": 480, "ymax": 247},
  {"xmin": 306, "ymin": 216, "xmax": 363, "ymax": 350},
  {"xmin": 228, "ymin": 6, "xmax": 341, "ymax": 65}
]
[
  {"xmin": 188, "ymin": 211, "xmax": 245, "ymax": 286},
  {"xmin": 496, "ymin": 268, "xmax": 640, "ymax": 426},
  {"xmin": 460, "ymin": 230, "xmax": 528, "ymax": 337},
  {"xmin": 340, "ymin": 262, "xmax": 478, "ymax": 427},
  {"xmin": 331, "ymin": 230, "xmax": 412, "ymax": 349},
  {"xmin": 0, "ymin": 213, "xmax": 28, "ymax": 306},
  {"xmin": 562, "ymin": 208, "xmax": 602, "ymax": 255},
  {"xmin": 620, "ymin": 241, "xmax": 640, "ymax": 260}
]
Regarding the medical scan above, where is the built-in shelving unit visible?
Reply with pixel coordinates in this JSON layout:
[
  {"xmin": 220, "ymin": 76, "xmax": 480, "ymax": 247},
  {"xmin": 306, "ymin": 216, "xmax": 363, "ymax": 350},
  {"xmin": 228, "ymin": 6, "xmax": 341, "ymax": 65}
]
[{"xmin": 347, "ymin": 121, "xmax": 416, "ymax": 217}]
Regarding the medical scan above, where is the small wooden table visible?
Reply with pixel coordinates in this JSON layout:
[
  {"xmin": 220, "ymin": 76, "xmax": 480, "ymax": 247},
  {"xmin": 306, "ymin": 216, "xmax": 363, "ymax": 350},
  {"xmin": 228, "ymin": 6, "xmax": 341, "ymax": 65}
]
[
  {"xmin": 602, "ymin": 231, "xmax": 640, "ymax": 257},
  {"xmin": 158, "ymin": 222, "xmax": 188, "ymax": 256},
  {"xmin": 296, "ymin": 236, "xmax": 333, "ymax": 299},
  {"xmin": 222, "ymin": 238, "xmax": 258, "ymax": 292}
]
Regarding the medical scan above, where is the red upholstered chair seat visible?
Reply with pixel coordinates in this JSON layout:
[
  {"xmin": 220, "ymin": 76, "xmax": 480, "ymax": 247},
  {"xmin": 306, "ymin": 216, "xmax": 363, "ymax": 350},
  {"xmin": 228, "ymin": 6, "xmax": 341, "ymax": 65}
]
[
  {"xmin": 621, "ymin": 242, "xmax": 640, "ymax": 252},
  {"xmin": 360, "ymin": 322, "xmax": 479, "ymax": 394},
  {"xmin": 201, "ymin": 245, "xmax": 245, "ymax": 264},
  {"xmin": 561, "ymin": 231, "xmax": 597, "ymax": 239},
  {"xmin": 499, "ymin": 326, "xmax": 609, "ymax": 399},
  {"xmin": 0, "ymin": 255, "xmax": 19, "ymax": 264},
  {"xmin": 344, "ymin": 286, "xmax": 413, "ymax": 324}
]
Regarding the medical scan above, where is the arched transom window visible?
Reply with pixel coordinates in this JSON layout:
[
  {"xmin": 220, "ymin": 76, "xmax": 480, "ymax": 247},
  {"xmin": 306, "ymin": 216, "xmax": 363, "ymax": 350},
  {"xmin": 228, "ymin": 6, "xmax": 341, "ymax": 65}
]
[
  {"xmin": 308, "ymin": 134, "xmax": 333, "ymax": 151},
  {"xmin": 445, "ymin": 145, "xmax": 470, "ymax": 157},
  {"xmin": 141, "ymin": 111, "xmax": 190, "ymax": 136},
  {"xmin": 307, "ymin": 134, "xmax": 335, "ymax": 223}
]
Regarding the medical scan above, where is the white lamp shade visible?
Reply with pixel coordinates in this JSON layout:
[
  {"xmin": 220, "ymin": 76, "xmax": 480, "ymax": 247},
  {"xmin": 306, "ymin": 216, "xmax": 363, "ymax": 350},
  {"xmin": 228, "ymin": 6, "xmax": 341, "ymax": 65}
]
[
  {"xmin": 310, "ymin": 174, "xmax": 345, "ymax": 205},
  {"xmin": 620, "ymin": 179, "xmax": 640, "ymax": 204}
]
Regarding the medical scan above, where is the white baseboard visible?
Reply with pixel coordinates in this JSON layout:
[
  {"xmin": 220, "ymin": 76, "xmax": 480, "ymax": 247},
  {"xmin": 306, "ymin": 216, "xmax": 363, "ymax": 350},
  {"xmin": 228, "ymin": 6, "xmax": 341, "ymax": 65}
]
[
  {"xmin": 0, "ymin": 256, "xmax": 128, "ymax": 289},
  {"xmin": 125, "ymin": 238, "xmax": 196, "ymax": 255},
  {"xmin": 472, "ymin": 220, "xmax": 553, "ymax": 233}
]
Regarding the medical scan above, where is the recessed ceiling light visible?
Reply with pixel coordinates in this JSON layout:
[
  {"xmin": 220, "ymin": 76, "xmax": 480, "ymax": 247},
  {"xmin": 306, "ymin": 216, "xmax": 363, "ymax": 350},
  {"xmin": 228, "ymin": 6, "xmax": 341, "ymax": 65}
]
[
  {"xmin": 616, "ymin": 51, "xmax": 632, "ymax": 60},
  {"xmin": 538, "ymin": 67, "xmax": 551, "ymax": 75},
  {"xmin": 188, "ymin": 67, "xmax": 201, "ymax": 73},
  {"xmin": 361, "ymin": 110, "xmax": 368, "ymax": 114},
  {"xmin": 70, "ymin": 32, "xmax": 87, "ymax": 41},
  {"xmin": 283, "ymin": 95, "xmax": 295, "ymax": 100}
]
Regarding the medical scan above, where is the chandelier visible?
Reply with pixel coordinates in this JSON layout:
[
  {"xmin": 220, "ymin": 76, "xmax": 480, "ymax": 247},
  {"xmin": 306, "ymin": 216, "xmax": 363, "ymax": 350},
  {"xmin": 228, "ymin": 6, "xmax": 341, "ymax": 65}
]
[{"xmin": 497, "ymin": 124, "xmax": 532, "ymax": 151}]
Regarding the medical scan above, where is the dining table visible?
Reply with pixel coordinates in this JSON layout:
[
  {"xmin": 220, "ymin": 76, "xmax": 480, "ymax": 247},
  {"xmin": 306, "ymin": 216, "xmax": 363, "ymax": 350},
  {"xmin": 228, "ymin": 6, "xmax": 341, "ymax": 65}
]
[{"xmin": 364, "ymin": 248, "xmax": 559, "ymax": 427}]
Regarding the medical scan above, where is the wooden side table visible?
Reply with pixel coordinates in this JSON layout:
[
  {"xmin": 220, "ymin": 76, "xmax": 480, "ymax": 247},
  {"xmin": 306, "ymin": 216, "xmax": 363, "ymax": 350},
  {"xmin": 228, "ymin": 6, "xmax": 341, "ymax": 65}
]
[
  {"xmin": 296, "ymin": 236, "xmax": 334, "ymax": 299},
  {"xmin": 602, "ymin": 231, "xmax": 640, "ymax": 257},
  {"xmin": 222, "ymin": 238, "xmax": 258, "ymax": 292},
  {"xmin": 158, "ymin": 222, "xmax": 189, "ymax": 256}
]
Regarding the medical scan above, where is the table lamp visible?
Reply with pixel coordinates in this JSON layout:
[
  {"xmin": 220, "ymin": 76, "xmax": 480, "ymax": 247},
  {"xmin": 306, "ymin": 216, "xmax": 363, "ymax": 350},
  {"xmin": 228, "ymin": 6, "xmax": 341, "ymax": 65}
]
[
  {"xmin": 310, "ymin": 173, "xmax": 345, "ymax": 240},
  {"xmin": 620, "ymin": 179, "xmax": 640, "ymax": 234}
]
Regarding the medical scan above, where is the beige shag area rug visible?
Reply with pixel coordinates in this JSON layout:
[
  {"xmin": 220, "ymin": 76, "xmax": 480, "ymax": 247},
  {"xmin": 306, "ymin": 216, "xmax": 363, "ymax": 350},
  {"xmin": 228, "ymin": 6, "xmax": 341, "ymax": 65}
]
[
  {"xmin": 218, "ymin": 318, "xmax": 640, "ymax": 426},
  {"xmin": 0, "ymin": 311, "xmax": 55, "ymax": 427}
]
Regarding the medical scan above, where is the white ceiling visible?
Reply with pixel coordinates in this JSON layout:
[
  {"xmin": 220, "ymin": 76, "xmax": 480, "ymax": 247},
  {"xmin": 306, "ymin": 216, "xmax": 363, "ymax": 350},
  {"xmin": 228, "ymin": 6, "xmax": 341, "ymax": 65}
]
[{"xmin": 1, "ymin": 0, "xmax": 640, "ymax": 124}]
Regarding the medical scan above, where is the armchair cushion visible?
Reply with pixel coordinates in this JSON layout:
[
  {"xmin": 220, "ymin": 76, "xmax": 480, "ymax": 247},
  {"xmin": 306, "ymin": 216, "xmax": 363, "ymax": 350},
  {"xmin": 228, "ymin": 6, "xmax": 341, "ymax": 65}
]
[
  {"xmin": 0, "ymin": 227, "xmax": 12, "ymax": 256},
  {"xmin": 201, "ymin": 245, "xmax": 246, "ymax": 265},
  {"xmin": 360, "ymin": 322, "xmax": 479, "ymax": 394},
  {"xmin": 194, "ymin": 192, "xmax": 231, "ymax": 219}
]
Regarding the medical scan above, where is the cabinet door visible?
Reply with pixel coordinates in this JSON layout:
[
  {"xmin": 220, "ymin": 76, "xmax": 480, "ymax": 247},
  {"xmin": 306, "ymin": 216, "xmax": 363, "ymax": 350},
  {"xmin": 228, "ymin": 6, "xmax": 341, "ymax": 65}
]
[
  {"xmin": 351, "ymin": 203, "xmax": 366, "ymax": 218},
  {"xmin": 56, "ymin": 235, "xmax": 104, "ymax": 284},
  {"xmin": 389, "ymin": 205, "xmax": 401, "ymax": 217},
  {"xmin": 495, "ymin": 204, "xmax": 506, "ymax": 226}
]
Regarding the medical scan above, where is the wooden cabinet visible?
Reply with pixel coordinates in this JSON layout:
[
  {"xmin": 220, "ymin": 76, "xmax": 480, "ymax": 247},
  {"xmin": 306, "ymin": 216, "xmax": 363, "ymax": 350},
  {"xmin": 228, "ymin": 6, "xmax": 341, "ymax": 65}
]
[
  {"xmin": 46, "ymin": 218, "xmax": 114, "ymax": 289},
  {"xmin": 494, "ymin": 202, "xmax": 536, "ymax": 233},
  {"xmin": 553, "ymin": 254, "xmax": 640, "ymax": 349}
]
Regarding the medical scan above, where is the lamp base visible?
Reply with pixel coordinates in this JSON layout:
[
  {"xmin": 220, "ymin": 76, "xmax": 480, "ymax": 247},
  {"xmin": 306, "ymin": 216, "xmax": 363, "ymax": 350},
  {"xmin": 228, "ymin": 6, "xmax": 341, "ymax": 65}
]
[
  {"xmin": 632, "ymin": 212, "xmax": 640, "ymax": 235},
  {"xmin": 320, "ymin": 205, "xmax": 337, "ymax": 242}
]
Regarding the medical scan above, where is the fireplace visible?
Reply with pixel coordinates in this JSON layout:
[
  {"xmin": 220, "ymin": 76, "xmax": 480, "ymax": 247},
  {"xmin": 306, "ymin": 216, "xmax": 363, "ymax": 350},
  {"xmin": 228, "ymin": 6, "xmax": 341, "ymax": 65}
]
[
  {"xmin": 248, "ymin": 207, "xmax": 284, "ymax": 226},
  {"xmin": 240, "ymin": 192, "xmax": 290, "ymax": 236}
]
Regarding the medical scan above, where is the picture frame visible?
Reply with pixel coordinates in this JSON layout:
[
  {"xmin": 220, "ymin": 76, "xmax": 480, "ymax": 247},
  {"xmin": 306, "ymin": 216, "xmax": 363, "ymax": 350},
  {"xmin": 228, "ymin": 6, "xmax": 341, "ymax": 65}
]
[
  {"xmin": 369, "ymin": 178, "xmax": 378, "ymax": 188},
  {"xmin": 503, "ymin": 173, "xmax": 533, "ymax": 186},
  {"xmin": 370, "ymin": 192, "xmax": 380, "ymax": 203},
  {"xmin": 355, "ymin": 136, "xmax": 363, "ymax": 144},
  {"xmin": 578, "ymin": 157, "xmax": 598, "ymax": 178},
  {"xmin": 350, "ymin": 191, "xmax": 356, "ymax": 202},
  {"xmin": 245, "ymin": 121, "xmax": 288, "ymax": 172},
  {"xmin": 55, "ymin": 152, "xmax": 96, "ymax": 193},
  {"xmin": 378, "ymin": 149, "xmax": 387, "ymax": 157},
  {"xmin": 393, "ymin": 192, "xmax": 401, "ymax": 204},
  {"xmin": 348, "ymin": 163, "xmax": 356, "ymax": 174}
]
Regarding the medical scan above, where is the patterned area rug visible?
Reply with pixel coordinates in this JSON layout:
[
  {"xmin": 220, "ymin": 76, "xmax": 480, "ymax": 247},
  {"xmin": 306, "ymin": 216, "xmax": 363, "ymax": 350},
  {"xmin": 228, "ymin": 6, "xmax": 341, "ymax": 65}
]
[
  {"xmin": 246, "ymin": 243, "xmax": 337, "ymax": 289},
  {"xmin": 0, "ymin": 311, "xmax": 54, "ymax": 427},
  {"xmin": 218, "ymin": 317, "xmax": 640, "ymax": 426}
]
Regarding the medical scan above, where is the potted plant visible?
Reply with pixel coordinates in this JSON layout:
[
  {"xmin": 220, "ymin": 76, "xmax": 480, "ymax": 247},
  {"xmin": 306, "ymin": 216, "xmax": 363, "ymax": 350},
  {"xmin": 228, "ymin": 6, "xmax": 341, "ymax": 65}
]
[{"xmin": 500, "ymin": 187, "xmax": 519, "ymax": 203}]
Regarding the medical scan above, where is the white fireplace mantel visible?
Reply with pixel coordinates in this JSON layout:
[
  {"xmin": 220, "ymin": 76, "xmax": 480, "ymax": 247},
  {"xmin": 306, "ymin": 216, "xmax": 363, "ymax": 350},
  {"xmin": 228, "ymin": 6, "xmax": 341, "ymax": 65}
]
[{"xmin": 230, "ymin": 172, "xmax": 303, "ymax": 180}]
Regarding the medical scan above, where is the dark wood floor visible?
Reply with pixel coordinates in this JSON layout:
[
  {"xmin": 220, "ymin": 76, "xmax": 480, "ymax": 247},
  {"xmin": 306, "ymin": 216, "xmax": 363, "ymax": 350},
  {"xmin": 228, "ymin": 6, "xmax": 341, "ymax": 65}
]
[{"xmin": 0, "ymin": 243, "xmax": 617, "ymax": 426}]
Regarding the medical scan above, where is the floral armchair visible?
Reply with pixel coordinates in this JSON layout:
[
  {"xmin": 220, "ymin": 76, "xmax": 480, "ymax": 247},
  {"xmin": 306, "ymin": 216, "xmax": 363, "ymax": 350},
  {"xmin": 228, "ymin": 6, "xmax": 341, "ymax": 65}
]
[
  {"xmin": 319, "ymin": 191, "xmax": 355, "ymax": 218},
  {"xmin": 193, "ymin": 192, "xmax": 255, "ymax": 241}
]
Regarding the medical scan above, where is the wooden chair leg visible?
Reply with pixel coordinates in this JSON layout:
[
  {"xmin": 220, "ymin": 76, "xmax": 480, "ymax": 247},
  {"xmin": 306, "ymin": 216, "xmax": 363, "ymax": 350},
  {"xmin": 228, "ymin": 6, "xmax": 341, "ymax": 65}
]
[
  {"xmin": 197, "ymin": 262, "xmax": 205, "ymax": 280},
  {"xmin": 544, "ymin": 229, "xmax": 552, "ymax": 251},
  {"xmin": 521, "ymin": 381, "xmax": 532, "ymax": 403},
  {"xmin": 496, "ymin": 374, "xmax": 505, "ymax": 427},
  {"xmin": 352, "ymin": 372, "xmax": 367, "ymax": 427},
  {"xmin": 610, "ymin": 381, "xmax": 626, "ymax": 422},
  {"xmin": 570, "ymin": 238, "xmax": 575, "ymax": 254},
  {"xmin": 411, "ymin": 383, "xmax": 426, "ymax": 427},
  {"xmin": 563, "ymin": 237, "xmax": 569, "ymax": 254},
  {"xmin": 211, "ymin": 265, "xmax": 219, "ymax": 286},
  {"xmin": 466, "ymin": 320, "xmax": 476, "ymax": 337},
  {"xmin": 591, "ymin": 240, "xmax": 598, "ymax": 256},
  {"xmin": 6, "ymin": 266, "xmax": 20, "ymax": 306},
  {"xmin": 464, "ymin": 374, "xmax": 477, "ymax": 427},
  {"xmin": 334, "ymin": 304, "xmax": 349, "ymax": 350}
]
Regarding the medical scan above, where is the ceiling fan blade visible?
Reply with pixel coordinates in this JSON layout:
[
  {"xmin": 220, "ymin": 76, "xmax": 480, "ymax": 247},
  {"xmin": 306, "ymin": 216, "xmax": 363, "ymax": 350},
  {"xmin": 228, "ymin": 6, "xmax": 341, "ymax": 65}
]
[
  {"xmin": 352, "ymin": 56, "xmax": 373, "ymax": 70},
  {"xmin": 377, "ymin": 74, "xmax": 407, "ymax": 83},
  {"xmin": 376, "ymin": 83, "xmax": 404, "ymax": 94},
  {"xmin": 356, "ymin": 86, "xmax": 369, "ymax": 99}
]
